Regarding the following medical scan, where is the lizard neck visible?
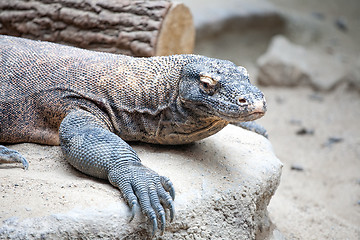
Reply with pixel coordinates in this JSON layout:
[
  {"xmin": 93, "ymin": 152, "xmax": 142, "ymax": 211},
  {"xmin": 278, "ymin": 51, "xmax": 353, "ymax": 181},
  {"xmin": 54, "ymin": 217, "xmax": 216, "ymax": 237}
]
[
  {"xmin": 101, "ymin": 55, "xmax": 195, "ymax": 115},
  {"xmin": 149, "ymin": 97, "xmax": 229, "ymax": 145}
]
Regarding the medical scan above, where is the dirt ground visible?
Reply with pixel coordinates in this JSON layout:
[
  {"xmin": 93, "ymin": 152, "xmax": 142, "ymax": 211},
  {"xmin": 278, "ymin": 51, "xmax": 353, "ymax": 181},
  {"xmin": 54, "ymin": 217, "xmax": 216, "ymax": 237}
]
[{"xmin": 260, "ymin": 87, "xmax": 360, "ymax": 240}]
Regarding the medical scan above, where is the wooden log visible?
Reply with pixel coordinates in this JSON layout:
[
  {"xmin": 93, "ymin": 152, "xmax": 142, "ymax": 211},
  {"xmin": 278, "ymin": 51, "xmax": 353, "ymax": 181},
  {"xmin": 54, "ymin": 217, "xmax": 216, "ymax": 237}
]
[{"xmin": 0, "ymin": 0, "xmax": 195, "ymax": 56}]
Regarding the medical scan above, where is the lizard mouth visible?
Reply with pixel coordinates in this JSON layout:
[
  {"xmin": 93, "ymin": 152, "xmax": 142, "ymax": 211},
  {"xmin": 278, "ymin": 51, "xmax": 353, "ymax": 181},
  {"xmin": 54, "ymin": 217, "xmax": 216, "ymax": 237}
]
[
  {"xmin": 212, "ymin": 98, "xmax": 267, "ymax": 122},
  {"xmin": 211, "ymin": 94, "xmax": 267, "ymax": 122},
  {"xmin": 242, "ymin": 111, "xmax": 265, "ymax": 121},
  {"xmin": 181, "ymin": 96, "xmax": 266, "ymax": 122},
  {"xmin": 217, "ymin": 109, "xmax": 265, "ymax": 122}
]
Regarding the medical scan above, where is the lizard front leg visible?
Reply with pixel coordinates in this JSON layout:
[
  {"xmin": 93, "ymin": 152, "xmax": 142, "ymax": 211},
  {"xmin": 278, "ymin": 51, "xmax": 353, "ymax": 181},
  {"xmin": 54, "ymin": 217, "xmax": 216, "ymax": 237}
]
[{"xmin": 59, "ymin": 110, "xmax": 175, "ymax": 236}]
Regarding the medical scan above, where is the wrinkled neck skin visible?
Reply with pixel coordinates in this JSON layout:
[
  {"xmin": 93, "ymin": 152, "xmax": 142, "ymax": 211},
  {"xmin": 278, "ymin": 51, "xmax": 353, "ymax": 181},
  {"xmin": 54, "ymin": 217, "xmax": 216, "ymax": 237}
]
[
  {"xmin": 149, "ymin": 97, "xmax": 229, "ymax": 145},
  {"xmin": 109, "ymin": 83, "xmax": 229, "ymax": 146}
]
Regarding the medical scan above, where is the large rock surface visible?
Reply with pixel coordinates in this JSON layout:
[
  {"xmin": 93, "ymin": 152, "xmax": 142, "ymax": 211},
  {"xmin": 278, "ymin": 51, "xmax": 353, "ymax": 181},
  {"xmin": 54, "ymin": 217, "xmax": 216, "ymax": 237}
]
[
  {"xmin": 0, "ymin": 125, "xmax": 282, "ymax": 239},
  {"xmin": 257, "ymin": 35, "xmax": 350, "ymax": 91}
]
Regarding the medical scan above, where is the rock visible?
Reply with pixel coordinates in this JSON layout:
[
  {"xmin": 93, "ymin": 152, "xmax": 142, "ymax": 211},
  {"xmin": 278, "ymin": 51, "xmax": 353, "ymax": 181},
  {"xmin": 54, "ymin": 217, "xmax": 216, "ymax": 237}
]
[
  {"xmin": 334, "ymin": 17, "xmax": 348, "ymax": 32},
  {"xmin": 296, "ymin": 128, "xmax": 315, "ymax": 136},
  {"xmin": 322, "ymin": 137, "xmax": 344, "ymax": 148},
  {"xmin": 311, "ymin": 12, "xmax": 325, "ymax": 20},
  {"xmin": 257, "ymin": 35, "xmax": 349, "ymax": 91},
  {"xmin": 0, "ymin": 125, "xmax": 282, "ymax": 239},
  {"xmin": 291, "ymin": 164, "xmax": 304, "ymax": 172}
]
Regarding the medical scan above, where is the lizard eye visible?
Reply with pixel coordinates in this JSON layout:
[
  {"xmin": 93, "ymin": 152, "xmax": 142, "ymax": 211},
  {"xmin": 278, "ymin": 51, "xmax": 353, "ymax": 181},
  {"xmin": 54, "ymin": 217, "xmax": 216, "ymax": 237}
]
[{"xmin": 200, "ymin": 75, "xmax": 218, "ymax": 95}]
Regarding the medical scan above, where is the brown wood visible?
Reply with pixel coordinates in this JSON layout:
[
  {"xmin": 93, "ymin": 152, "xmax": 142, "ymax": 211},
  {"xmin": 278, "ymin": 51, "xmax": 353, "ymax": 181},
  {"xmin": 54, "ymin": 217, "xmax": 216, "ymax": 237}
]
[{"xmin": 0, "ymin": 0, "xmax": 195, "ymax": 56}]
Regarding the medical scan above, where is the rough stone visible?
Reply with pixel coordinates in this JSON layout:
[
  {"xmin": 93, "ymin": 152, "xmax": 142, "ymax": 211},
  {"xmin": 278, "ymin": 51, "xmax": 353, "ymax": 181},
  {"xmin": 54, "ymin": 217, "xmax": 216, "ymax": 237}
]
[
  {"xmin": 257, "ymin": 35, "xmax": 349, "ymax": 91},
  {"xmin": 0, "ymin": 125, "xmax": 282, "ymax": 239}
]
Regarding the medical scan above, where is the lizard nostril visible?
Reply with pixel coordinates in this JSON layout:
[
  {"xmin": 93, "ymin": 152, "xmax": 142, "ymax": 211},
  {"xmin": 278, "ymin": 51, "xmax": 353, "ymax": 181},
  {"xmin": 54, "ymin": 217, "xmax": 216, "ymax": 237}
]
[{"xmin": 237, "ymin": 97, "xmax": 247, "ymax": 105}]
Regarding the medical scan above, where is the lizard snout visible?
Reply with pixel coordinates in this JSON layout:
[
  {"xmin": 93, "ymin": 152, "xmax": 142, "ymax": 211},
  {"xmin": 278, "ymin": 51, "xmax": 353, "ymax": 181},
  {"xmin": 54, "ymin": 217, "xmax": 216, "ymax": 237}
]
[
  {"xmin": 252, "ymin": 97, "xmax": 267, "ymax": 114},
  {"xmin": 236, "ymin": 95, "xmax": 267, "ymax": 115}
]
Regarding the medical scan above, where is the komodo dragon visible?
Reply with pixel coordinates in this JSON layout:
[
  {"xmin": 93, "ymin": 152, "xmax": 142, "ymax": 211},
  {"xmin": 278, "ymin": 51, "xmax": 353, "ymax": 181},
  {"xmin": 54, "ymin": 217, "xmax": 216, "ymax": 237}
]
[{"xmin": 0, "ymin": 35, "xmax": 267, "ymax": 236}]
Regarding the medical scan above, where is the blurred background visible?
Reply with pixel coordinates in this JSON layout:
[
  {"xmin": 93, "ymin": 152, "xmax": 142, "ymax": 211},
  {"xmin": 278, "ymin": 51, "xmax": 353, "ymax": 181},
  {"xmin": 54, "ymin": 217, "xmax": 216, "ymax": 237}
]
[{"xmin": 179, "ymin": 0, "xmax": 359, "ymax": 239}]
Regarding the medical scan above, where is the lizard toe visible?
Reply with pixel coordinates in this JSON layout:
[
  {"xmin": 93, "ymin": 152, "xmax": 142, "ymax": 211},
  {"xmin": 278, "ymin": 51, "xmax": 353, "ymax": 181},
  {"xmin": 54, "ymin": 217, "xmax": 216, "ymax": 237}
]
[
  {"xmin": 108, "ymin": 170, "xmax": 139, "ymax": 222},
  {"xmin": 133, "ymin": 179, "xmax": 160, "ymax": 236},
  {"xmin": 150, "ymin": 213, "xmax": 158, "ymax": 237},
  {"xmin": 21, "ymin": 157, "xmax": 29, "ymax": 170},
  {"xmin": 149, "ymin": 177, "xmax": 167, "ymax": 234},
  {"xmin": 157, "ymin": 186, "xmax": 175, "ymax": 222},
  {"xmin": 0, "ymin": 146, "xmax": 29, "ymax": 170},
  {"xmin": 150, "ymin": 195, "xmax": 166, "ymax": 235},
  {"xmin": 129, "ymin": 200, "xmax": 139, "ymax": 222},
  {"xmin": 159, "ymin": 212, "xmax": 166, "ymax": 235}
]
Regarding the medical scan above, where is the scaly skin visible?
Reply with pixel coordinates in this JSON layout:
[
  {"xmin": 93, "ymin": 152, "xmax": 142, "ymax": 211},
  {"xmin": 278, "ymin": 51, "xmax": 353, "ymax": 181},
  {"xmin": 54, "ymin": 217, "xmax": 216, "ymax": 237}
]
[{"xmin": 0, "ymin": 35, "xmax": 266, "ymax": 236}]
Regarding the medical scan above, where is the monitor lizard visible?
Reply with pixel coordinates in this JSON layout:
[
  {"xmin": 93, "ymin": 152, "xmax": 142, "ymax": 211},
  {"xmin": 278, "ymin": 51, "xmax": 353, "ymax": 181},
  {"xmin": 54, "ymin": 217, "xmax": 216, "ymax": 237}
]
[{"xmin": 0, "ymin": 35, "xmax": 267, "ymax": 236}]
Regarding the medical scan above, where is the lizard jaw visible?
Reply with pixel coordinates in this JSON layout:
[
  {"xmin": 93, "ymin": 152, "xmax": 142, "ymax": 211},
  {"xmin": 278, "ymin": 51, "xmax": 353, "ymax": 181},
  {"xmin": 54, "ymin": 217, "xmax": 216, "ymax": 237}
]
[
  {"xmin": 184, "ymin": 99, "xmax": 266, "ymax": 122},
  {"xmin": 216, "ymin": 110, "xmax": 265, "ymax": 122},
  {"xmin": 241, "ymin": 111, "xmax": 265, "ymax": 122}
]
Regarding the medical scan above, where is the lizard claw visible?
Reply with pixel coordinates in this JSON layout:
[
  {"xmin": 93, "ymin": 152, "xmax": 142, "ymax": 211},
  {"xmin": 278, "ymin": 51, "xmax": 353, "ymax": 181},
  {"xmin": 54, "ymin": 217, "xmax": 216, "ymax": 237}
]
[
  {"xmin": 20, "ymin": 157, "xmax": 29, "ymax": 170},
  {"xmin": 150, "ymin": 215, "xmax": 158, "ymax": 237},
  {"xmin": 169, "ymin": 201, "xmax": 175, "ymax": 222},
  {"xmin": 161, "ymin": 176, "xmax": 175, "ymax": 200},
  {"xmin": 160, "ymin": 213, "xmax": 166, "ymax": 235},
  {"xmin": 0, "ymin": 146, "xmax": 29, "ymax": 170},
  {"xmin": 129, "ymin": 200, "xmax": 139, "ymax": 222},
  {"xmin": 23, "ymin": 160, "xmax": 29, "ymax": 170}
]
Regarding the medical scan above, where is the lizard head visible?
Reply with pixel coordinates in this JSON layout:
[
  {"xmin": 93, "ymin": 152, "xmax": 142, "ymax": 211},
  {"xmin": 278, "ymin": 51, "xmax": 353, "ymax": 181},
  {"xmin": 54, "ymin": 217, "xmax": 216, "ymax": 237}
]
[{"xmin": 179, "ymin": 57, "xmax": 267, "ymax": 122}]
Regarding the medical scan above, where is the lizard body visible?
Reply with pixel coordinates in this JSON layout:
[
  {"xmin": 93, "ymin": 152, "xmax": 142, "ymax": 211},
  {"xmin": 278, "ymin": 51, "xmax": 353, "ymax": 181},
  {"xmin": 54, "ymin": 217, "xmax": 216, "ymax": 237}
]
[{"xmin": 0, "ymin": 35, "xmax": 266, "ymax": 235}]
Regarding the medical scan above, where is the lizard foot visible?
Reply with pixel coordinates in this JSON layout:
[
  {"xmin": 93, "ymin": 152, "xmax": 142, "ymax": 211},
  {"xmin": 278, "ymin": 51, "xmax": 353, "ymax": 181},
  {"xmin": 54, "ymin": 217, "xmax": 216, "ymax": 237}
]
[
  {"xmin": 108, "ymin": 162, "xmax": 175, "ymax": 236},
  {"xmin": 0, "ymin": 145, "xmax": 29, "ymax": 169}
]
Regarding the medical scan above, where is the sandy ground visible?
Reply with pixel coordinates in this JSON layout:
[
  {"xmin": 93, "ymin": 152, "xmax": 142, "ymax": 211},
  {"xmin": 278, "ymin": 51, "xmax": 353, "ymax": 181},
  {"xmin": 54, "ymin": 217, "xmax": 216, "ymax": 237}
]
[{"xmin": 260, "ymin": 87, "xmax": 360, "ymax": 239}]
